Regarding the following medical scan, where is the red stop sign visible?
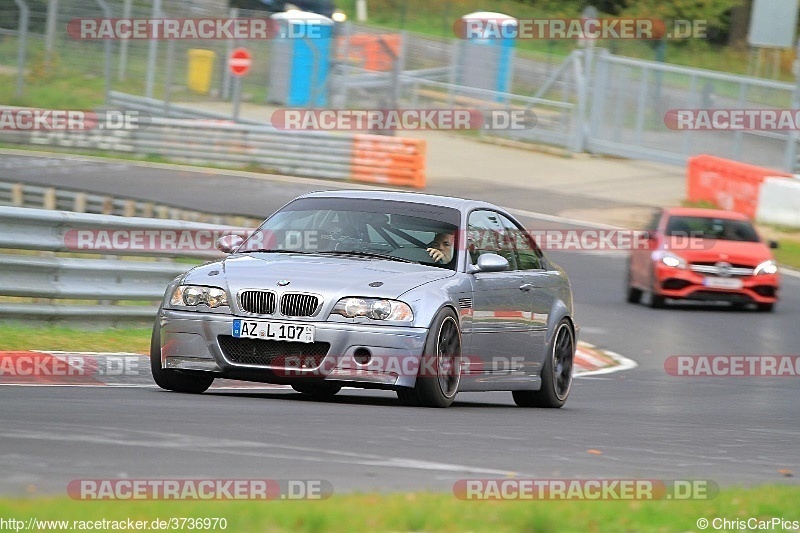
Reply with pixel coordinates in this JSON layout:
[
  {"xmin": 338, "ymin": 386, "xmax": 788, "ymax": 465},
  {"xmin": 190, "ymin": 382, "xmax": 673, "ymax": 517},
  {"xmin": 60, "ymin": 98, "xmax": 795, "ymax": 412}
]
[{"xmin": 229, "ymin": 48, "xmax": 252, "ymax": 77}]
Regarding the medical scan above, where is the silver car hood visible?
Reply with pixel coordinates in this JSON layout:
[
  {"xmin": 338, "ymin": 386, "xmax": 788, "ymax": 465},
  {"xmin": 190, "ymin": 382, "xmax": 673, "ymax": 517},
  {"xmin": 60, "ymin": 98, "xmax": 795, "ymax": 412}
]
[{"xmin": 185, "ymin": 253, "xmax": 454, "ymax": 300}]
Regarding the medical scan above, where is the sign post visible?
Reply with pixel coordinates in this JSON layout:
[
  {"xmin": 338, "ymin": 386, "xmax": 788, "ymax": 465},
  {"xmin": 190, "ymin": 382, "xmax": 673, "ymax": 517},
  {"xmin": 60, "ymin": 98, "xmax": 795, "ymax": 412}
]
[{"xmin": 228, "ymin": 47, "xmax": 252, "ymax": 122}]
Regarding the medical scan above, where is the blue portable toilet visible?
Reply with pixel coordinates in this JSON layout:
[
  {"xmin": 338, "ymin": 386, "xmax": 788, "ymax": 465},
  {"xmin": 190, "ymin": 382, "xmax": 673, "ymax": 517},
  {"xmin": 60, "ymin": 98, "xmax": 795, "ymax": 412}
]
[
  {"xmin": 268, "ymin": 11, "xmax": 334, "ymax": 107},
  {"xmin": 456, "ymin": 12, "xmax": 517, "ymax": 100}
]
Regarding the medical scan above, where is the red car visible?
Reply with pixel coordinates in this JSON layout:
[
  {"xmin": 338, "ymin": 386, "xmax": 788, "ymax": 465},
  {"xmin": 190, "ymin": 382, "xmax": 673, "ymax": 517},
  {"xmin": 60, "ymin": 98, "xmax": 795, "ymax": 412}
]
[{"xmin": 627, "ymin": 207, "xmax": 780, "ymax": 311}]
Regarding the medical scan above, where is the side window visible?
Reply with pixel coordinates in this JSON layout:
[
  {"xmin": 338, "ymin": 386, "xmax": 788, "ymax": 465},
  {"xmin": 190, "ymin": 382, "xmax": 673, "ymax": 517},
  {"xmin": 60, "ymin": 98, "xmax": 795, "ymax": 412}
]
[
  {"xmin": 498, "ymin": 214, "xmax": 543, "ymax": 270},
  {"xmin": 467, "ymin": 210, "xmax": 518, "ymax": 270}
]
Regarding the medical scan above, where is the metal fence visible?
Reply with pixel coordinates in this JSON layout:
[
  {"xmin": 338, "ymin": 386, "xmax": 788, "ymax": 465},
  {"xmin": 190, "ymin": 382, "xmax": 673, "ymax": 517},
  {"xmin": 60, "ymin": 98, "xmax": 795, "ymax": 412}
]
[
  {"xmin": 2, "ymin": 1, "xmax": 798, "ymax": 172},
  {"xmin": 0, "ymin": 179, "xmax": 259, "ymax": 226},
  {"xmin": 0, "ymin": 205, "xmax": 235, "ymax": 322},
  {"xmin": 585, "ymin": 49, "xmax": 797, "ymax": 170}
]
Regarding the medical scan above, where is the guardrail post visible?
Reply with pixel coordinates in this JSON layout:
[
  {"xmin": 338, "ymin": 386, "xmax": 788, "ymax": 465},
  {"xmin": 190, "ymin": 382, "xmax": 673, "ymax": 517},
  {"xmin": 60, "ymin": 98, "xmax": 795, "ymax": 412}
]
[
  {"xmin": 73, "ymin": 192, "xmax": 87, "ymax": 213},
  {"xmin": 11, "ymin": 184, "xmax": 23, "ymax": 206},
  {"xmin": 43, "ymin": 188, "xmax": 56, "ymax": 210}
]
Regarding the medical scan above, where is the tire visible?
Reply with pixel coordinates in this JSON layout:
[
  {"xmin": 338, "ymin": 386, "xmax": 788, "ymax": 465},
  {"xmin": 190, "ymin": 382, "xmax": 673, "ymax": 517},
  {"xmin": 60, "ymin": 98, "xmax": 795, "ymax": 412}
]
[
  {"xmin": 291, "ymin": 382, "xmax": 341, "ymax": 397},
  {"xmin": 396, "ymin": 308, "xmax": 461, "ymax": 408},
  {"xmin": 756, "ymin": 303, "xmax": 774, "ymax": 312},
  {"xmin": 649, "ymin": 269, "xmax": 665, "ymax": 308},
  {"xmin": 513, "ymin": 319, "xmax": 574, "ymax": 408},
  {"xmin": 150, "ymin": 313, "xmax": 214, "ymax": 394},
  {"xmin": 626, "ymin": 264, "xmax": 642, "ymax": 304},
  {"xmin": 395, "ymin": 388, "xmax": 421, "ymax": 406},
  {"xmin": 650, "ymin": 293, "xmax": 666, "ymax": 309}
]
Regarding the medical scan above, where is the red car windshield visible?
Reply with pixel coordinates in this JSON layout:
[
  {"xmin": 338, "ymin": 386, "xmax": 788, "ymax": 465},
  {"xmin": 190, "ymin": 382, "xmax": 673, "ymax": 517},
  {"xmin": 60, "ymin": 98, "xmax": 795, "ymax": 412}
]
[{"xmin": 664, "ymin": 216, "xmax": 760, "ymax": 242}]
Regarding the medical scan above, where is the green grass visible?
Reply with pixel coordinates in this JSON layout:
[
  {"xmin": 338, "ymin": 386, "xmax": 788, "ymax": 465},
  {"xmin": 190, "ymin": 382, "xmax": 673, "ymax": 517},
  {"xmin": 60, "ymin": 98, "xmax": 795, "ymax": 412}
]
[
  {"xmin": 0, "ymin": 486, "xmax": 798, "ymax": 532},
  {"xmin": 0, "ymin": 324, "xmax": 150, "ymax": 353},
  {"xmin": 773, "ymin": 239, "xmax": 800, "ymax": 271}
]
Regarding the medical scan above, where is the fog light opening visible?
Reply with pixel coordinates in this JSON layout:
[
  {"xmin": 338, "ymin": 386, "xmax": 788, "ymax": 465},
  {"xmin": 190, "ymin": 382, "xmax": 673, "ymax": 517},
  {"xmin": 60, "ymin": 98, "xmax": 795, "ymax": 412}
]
[{"xmin": 353, "ymin": 348, "xmax": 372, "ymax": 365}]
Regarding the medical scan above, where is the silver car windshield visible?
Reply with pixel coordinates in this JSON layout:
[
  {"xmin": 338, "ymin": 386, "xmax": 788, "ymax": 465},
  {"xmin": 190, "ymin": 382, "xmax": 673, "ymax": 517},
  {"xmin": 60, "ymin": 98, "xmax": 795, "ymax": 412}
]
[{"xmin": 240, "ymin": 198, "xmax": 461, "ymax": 269}]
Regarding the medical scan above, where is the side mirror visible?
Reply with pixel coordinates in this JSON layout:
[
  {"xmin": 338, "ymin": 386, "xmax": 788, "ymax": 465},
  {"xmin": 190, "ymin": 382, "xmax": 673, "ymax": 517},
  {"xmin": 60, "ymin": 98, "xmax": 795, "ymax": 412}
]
[
  {"xmin": 640, "ymin": 230, "xmax": 657, "ymax": 241},
  {"xmin": 769, "ymin": 240, "xmax": 779, "ymax": 249},
  {"xmin": 216, "ymin": 234, "xmax": 244, "ymax": 254},
  {"xmin": 470, "ymin": 253, "xmax": 509, "ymax": 273}
]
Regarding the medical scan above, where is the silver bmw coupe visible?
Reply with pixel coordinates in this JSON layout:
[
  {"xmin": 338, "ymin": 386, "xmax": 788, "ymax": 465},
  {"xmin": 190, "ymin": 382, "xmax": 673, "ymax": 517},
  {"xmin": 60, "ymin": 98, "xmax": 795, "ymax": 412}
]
[{"xmin": 151, "ymin": 190, "xmax": 577, "ymax": 408}]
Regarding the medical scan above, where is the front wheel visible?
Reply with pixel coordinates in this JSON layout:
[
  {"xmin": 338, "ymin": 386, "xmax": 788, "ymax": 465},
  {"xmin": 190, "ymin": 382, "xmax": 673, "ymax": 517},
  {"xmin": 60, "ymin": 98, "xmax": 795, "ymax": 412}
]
[
  {"xmin": 625, "ymin": 263, "xmax": 642, "ymax": 304},
  {"xmin": 513, "ymin": 319, "xmax": 574, "ymax": 408},
  {"xmin": 150, "ymin": 313, "xmax": 214, "ymax": 394},
  {"xmin": 756, "ymin": 303, "xmax": 774, "ymax": 312},
  {"xmin": 397, "ymin": 308, "xmax": 461, "ymax": 408}
]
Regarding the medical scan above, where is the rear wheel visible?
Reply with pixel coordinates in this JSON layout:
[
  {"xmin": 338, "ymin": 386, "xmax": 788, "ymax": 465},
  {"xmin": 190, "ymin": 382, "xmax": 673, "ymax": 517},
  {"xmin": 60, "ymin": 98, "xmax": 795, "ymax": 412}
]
[
  {"xmin": 513, "ymin": 319, "xmax": 574, "ymax": 408},
  {"xmin": 396, "ymin": 308, "xmax": 461, "ymax": 408},
  {"xmin": 291, "ymin": 382, "xmax": 341, "ymax": 397},
  {"xmin": 150, "ymin": 313, "xmax": 214, "ymax": 394}
]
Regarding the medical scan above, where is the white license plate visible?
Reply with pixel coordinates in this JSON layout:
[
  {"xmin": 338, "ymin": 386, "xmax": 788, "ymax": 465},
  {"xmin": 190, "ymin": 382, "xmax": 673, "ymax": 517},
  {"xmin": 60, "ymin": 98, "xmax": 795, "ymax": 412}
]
[
  {"xmin": 232, "ymin": 319, "xmax": 314, "ymax": 343},
  {"xmin": 702, "ymin": 277, "xmax": 743, "ymax": 289}
]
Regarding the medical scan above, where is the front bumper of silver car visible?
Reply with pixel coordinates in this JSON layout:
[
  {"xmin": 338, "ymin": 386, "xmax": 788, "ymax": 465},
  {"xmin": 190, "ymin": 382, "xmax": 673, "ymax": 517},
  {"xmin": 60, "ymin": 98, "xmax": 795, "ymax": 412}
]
[{"xmin": 158, "ymin": 309, "xmax": 429, "ymax": 389}]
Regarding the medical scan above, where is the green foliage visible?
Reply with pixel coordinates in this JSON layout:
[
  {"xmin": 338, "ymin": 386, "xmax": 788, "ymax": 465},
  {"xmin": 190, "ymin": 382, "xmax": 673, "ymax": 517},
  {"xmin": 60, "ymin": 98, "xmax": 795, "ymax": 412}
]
[{"xmin": 616, "ymin": 0, "xmax": 743, "ymax": 30}]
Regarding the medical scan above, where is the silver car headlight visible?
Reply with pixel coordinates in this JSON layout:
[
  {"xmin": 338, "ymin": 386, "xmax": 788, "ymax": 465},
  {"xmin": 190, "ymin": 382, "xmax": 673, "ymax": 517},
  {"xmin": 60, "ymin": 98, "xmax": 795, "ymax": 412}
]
[
  {"xmin": 169, "ymin": 285, "xmax": 229, "ymax": 309},
  {"xmin": 331, "ymin": 297, "xmax": 413, "ymax": 322},
  {"xmin": 753, "ymin": 260, "xmax": 778, "ymax": 276},
  {"xmin": 331, "ymin": 10, "xmax": 347, "ymax": 22}
]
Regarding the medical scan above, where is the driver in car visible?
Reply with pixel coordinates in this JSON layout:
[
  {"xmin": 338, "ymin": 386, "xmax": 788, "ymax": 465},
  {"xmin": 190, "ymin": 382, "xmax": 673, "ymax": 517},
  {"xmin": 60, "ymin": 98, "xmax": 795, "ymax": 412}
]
[{"xmin": 427, "ymin": 232, "xmax": 454, "ymax": 264}]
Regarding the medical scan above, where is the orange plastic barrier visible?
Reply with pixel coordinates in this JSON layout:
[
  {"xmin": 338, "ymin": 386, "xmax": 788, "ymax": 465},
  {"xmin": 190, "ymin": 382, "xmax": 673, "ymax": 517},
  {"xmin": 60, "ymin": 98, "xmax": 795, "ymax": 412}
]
[
  {"xmin": 337, "ymin": 34, "xmax": 401, "ymax": 71},
  {"xmin": 350, "ymin": 135, "xmax": 426, "ymax": 188},
  {"xmin": 687, "ymin": 155, "xmax": 791, "ymax": 218}
]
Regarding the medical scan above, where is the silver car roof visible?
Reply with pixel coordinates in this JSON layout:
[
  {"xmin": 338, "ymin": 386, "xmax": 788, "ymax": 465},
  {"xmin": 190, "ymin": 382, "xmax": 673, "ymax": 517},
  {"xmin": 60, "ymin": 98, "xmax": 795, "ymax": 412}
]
[{"xmin": 298, "ymin": 189, "xmax": 502, "ymax": 213}]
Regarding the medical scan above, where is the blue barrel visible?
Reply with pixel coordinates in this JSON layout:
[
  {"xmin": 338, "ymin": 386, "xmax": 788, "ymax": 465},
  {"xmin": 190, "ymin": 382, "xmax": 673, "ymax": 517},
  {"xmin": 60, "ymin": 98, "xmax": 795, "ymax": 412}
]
[{"xmin": 268, "ymin": 12, "xmax": 334, "ymax": 107}]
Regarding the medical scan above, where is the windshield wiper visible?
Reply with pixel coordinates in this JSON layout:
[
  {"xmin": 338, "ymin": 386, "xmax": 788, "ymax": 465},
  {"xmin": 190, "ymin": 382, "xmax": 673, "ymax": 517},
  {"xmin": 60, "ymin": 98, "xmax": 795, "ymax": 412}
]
[{"xmin": 315, "ymin": 251, "xmax": 416, "ymax": 263}]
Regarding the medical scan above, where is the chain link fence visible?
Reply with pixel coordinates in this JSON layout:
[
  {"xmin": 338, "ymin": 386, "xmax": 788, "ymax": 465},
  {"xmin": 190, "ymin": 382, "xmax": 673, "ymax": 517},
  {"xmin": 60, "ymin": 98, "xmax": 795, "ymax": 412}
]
[{"xmin": 1, "ymin": 1, "xmax": 797, "ymax": 172}]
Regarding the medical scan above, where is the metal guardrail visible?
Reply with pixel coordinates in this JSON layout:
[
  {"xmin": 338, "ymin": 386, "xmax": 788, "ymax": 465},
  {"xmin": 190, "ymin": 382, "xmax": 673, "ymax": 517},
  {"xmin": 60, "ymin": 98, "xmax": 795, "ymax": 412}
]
[
  {"xmin": 0, "ymin": 206, "xmax": 240, "ymax": 322},
  {"xmin": 0, "ymin": 180, "xmax": 259, "ymax": 227},
  {"xmin": 0, "ymin": 105, "xmax": 427, "ymax": 188}
]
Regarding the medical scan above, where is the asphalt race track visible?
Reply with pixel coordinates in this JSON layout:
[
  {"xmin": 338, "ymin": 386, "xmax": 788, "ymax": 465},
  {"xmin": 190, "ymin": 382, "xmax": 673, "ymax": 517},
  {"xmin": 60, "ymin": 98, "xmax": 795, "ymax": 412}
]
[{"xmin": 1, "ymin": 152, "xmax": 798, "ymax": 494}]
